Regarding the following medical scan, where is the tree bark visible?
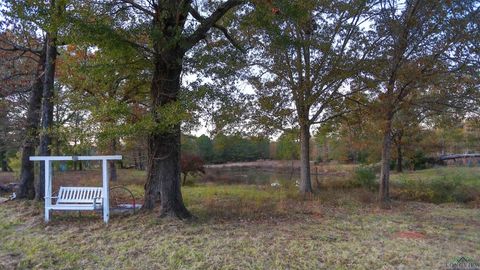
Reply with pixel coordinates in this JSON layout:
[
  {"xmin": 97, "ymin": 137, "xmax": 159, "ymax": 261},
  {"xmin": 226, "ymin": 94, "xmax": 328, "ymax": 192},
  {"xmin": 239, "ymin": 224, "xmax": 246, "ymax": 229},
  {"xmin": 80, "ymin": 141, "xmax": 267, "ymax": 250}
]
[
  {"xmin": 109, "ymin": 139, "xmax": 117, "ymax": 182},
  {"xmin": 17, "ymin": 47, "xmax": 46, "ymax": 199},
  {"xmin": 140, "ymin": 0, "xmax": 243, "ymax": 218},
  {"xmin": 182, "ymin": 173, "xmax": 187, "ymax": 186},
  {"xmin": 0, "ymin": 150, "xmax": 8, "ymax": 172},
  {"xmin": 142, "ymin": 53, "xmax": 191, "ymax": 219},
  {"xmin": 323, "ymin": 139, "xmax": 328, "ymax": 162},
  {"xmin": 36, "ymin": 33, "xmax": 57, "ymax": 201},
  {"xmin": 137, "ymin": 150, "xmax": 144, "ymax": 170},
  {"xmin": 379, "ymin": 115, "xmax": 393, "ymax": 203},
  {"xmin": 299, "ymin": 123, "xmax": 313, "ymax": 194},
  {"xmin": 109, "ymin": 161, "xmax": 117, "ymax": 181},
  {"xmin": 134, "ymin": 155, "xmax": 138, "ymax": 170},
  {"xmin": 396, "ymin": 142, "xmax": 403, "ymax": 173}
]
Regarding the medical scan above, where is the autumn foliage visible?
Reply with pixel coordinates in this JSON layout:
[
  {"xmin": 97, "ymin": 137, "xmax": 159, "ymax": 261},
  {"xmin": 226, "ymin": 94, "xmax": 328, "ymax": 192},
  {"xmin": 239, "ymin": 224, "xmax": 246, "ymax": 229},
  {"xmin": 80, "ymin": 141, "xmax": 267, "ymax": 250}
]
[{"xmin": 180, "ymin": 154, "xmax": 205, "ymax": 185}]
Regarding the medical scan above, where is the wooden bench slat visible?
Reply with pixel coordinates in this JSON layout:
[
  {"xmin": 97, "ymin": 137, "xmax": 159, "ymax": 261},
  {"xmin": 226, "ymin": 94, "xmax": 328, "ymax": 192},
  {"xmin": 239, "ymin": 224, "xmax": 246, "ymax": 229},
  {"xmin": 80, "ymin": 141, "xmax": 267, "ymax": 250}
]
[{"xmin": 54, "ymin": 187, "xmax": 103, "ymax": 209}]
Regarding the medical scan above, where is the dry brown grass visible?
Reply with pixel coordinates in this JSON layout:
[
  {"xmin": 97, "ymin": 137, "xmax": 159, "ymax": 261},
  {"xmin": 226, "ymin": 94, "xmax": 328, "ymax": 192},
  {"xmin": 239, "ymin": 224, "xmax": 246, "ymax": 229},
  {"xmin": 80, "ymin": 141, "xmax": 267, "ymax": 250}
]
[
  {"xmin": 1, "ymin": 192, "xmax": 479, "ymax": 269},
  {"xmin": 0, "ymin": 172, "xmax": 15, "ymax": 185},
  {"xmin": 1, "ymin": 168, "xmax": 479, "ymax": 269}
]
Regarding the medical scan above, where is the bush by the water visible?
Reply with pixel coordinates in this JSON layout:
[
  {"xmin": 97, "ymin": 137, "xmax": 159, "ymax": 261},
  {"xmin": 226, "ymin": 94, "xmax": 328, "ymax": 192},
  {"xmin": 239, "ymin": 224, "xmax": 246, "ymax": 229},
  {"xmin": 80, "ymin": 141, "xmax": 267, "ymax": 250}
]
[
  {"xmin": 392, "ymin": 167, "xmax": 480, "ymax": 204},
  {"xmin": 350, "ymin": 166, "xmax": 377, "ymax": 191}
]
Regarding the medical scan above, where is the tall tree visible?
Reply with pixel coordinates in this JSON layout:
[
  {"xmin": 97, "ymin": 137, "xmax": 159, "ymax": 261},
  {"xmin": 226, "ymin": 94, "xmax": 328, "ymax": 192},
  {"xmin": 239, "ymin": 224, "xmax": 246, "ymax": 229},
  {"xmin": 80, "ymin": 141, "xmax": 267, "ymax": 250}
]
[
  {"xmin": 36, "ymin": 33, "xmax": 57, "ymax": 200},
  {"xmin": 76, "ymin": 0, "xmax": 246, "ymax": 218},
  {"xmin": 0, "ymin": 11, "xmax": 45, "ymax": 198},
  {"xmin": 57, "ymin": 43, "xmax": 150, "ymax": 181},
  {"xmin": 36, "ymin": 0, "xmax": 66, "ymax": 200},
  {"xmin": 243, "ymin": 0, "xmax": 373, "ymax": 193},
  {"xmin": 17, "ymin": 50, "xmax": 46, "ymax": 198},
  {"xmin": 361, "ymin": 0, "xmax": 479, "ymax": 204}
]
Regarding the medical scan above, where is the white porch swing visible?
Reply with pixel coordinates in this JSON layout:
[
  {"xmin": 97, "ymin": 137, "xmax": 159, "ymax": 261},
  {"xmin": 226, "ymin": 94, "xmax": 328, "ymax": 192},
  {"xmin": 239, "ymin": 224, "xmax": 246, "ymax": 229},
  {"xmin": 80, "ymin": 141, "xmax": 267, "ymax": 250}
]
[{"xmin": 30, "ymin": 155, "xmax": 122, "ymax": 223}]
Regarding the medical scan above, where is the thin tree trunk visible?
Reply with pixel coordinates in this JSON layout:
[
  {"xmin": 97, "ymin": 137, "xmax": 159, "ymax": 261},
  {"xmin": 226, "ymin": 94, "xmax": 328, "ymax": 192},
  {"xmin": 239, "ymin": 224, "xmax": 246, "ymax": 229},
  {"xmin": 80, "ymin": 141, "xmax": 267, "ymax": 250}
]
[
  {"xmin": 54, "ymin": 105, "xmax": 61, "ymax": 157},
  {"xmin": 142, "ymin": 56, "xmax": 191, "ymax": 219},
  {"xmin": 109, "ymin": 139, "xmax": 117, "ymax": 182},
  {"xmin": 137, "ymin": 150, "xmax": 144, "ymax": 170},
  {"xmin": 379, "ymin": 116, "xmax": 393, "ymax": 204},
  {"xmin": 0, "ymin": 150, "xmax": 8, "ymax": 172},
  {"xmin": 109, "ymin": 161, "xmax": 117, "ymax": 181},
  {"xmin": 396, "ymin": 142, "xmax": 403, "ymax": 173},
  {"xmin": 299, "ymin": 123, "xmax": 313, "ymax": 194},
  {"xmin": 323, "ymin": 139, "xmax": 328, "ymax": 162},
  {"xmin": 183, "ymin": 173, "xmax": 187, "ymax": 186},
  {"xmin": 314, "ymin": 166, "xmax": 320, "ymax": 188},
  {"xmin": 36, "ymin": 33, "xmax": 57, "ymax": 201},
  {"xmin": 16, "ymin": 49, "xmax": 46, "ymax": 199}
]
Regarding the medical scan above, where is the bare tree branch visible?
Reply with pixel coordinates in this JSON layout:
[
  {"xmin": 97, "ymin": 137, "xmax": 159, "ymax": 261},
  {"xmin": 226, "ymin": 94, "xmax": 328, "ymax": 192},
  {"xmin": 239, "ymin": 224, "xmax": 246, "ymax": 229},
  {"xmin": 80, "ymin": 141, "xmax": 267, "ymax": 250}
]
[
  {"xmin": 117, "ymin": 0, "xmax": 154, "ymax": 17},
  {"xmin": 182, "ymin": 0, "xmax": 245, "ymax": 52},
  {"xmin": 188, "ymin": 6, "xmax": 245, "ymax": 52}
]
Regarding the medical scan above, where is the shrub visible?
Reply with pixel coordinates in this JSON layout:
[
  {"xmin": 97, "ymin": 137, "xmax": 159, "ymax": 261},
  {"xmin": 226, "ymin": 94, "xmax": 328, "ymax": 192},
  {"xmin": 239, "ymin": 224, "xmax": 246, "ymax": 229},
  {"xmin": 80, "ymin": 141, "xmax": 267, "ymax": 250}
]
[
  {"xmin": 409, "ymin": 150, "xmax": 439, "ymax": 170},
  {"xmin": 392, "ymin": 168, "xmax": 480, "ymax": 204},
  {"xmin": 411, "ymin": 150, "xmax": 428, "ymax": 170},
  {"xmin": 351, "ymin": 166, "xmax": 377, "ymax": 191},
  {"xmin": 181, "ymin": 154, "xmax": 205, "ymax": 186}
]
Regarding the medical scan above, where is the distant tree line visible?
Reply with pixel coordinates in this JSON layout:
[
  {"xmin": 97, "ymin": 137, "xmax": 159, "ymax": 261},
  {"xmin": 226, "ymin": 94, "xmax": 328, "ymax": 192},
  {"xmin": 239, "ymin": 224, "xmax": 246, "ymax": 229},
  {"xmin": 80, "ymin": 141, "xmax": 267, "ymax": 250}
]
[{"xmin": 182, "ymin": 134, "xmax": 269, "ymax": 164}]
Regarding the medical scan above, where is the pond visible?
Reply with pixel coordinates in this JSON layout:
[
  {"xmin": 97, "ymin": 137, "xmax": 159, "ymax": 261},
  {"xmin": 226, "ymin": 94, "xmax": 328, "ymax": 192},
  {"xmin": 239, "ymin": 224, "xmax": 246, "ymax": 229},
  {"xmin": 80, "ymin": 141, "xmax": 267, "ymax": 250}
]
[{"xmin": 202, "ymin": 166, "xmax": 349, "ymax": 186}]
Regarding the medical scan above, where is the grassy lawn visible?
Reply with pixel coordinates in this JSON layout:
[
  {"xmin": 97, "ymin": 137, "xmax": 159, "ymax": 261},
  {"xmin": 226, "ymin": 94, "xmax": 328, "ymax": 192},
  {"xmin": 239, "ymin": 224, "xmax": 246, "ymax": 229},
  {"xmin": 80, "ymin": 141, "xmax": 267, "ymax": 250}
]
[{"xmin": 0, "ymin": 168, "xmax": 479, "ymax": 269}]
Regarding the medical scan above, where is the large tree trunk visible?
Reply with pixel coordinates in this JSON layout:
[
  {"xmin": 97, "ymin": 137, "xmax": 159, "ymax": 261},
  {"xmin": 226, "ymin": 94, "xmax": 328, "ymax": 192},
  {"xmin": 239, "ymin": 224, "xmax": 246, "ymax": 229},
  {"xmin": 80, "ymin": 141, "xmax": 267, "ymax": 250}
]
[
  {"xmin": 142, "ymin": 53, "xmax": 191, "ymax": 219},
  {"xmin": 36, "ymin": 34, "xmax": 57, "ymax": 201},
  {"xmin": 299, "ymin": 123, "xmax": 313, "ymax": 194},
  {"xmin": 140, "ymin": 0, "xmax": 242, "ymax": 218},
  {"xmin": 17, "ymin": 55, "xmax": 45, "ymax": 199},
  {"xmin": 379, "ymin": 115, "xmax": 393, "ymax": 203}
]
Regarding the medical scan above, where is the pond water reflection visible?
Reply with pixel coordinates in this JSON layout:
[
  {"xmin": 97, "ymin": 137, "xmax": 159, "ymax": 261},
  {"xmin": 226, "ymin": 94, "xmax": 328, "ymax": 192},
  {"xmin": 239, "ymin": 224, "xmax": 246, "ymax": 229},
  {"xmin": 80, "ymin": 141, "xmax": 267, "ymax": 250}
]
[{"xmin": 202, "ymin": 166, "xmax": 348, "ymax": 186}]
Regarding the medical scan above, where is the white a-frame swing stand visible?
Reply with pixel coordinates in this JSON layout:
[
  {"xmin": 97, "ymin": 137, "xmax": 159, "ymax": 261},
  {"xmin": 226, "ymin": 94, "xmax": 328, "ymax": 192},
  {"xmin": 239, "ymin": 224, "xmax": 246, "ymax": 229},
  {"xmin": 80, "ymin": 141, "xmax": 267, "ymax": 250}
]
[{"xmin": 30, "ymin": 155, "xmax": 122, "ymax": 223}]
